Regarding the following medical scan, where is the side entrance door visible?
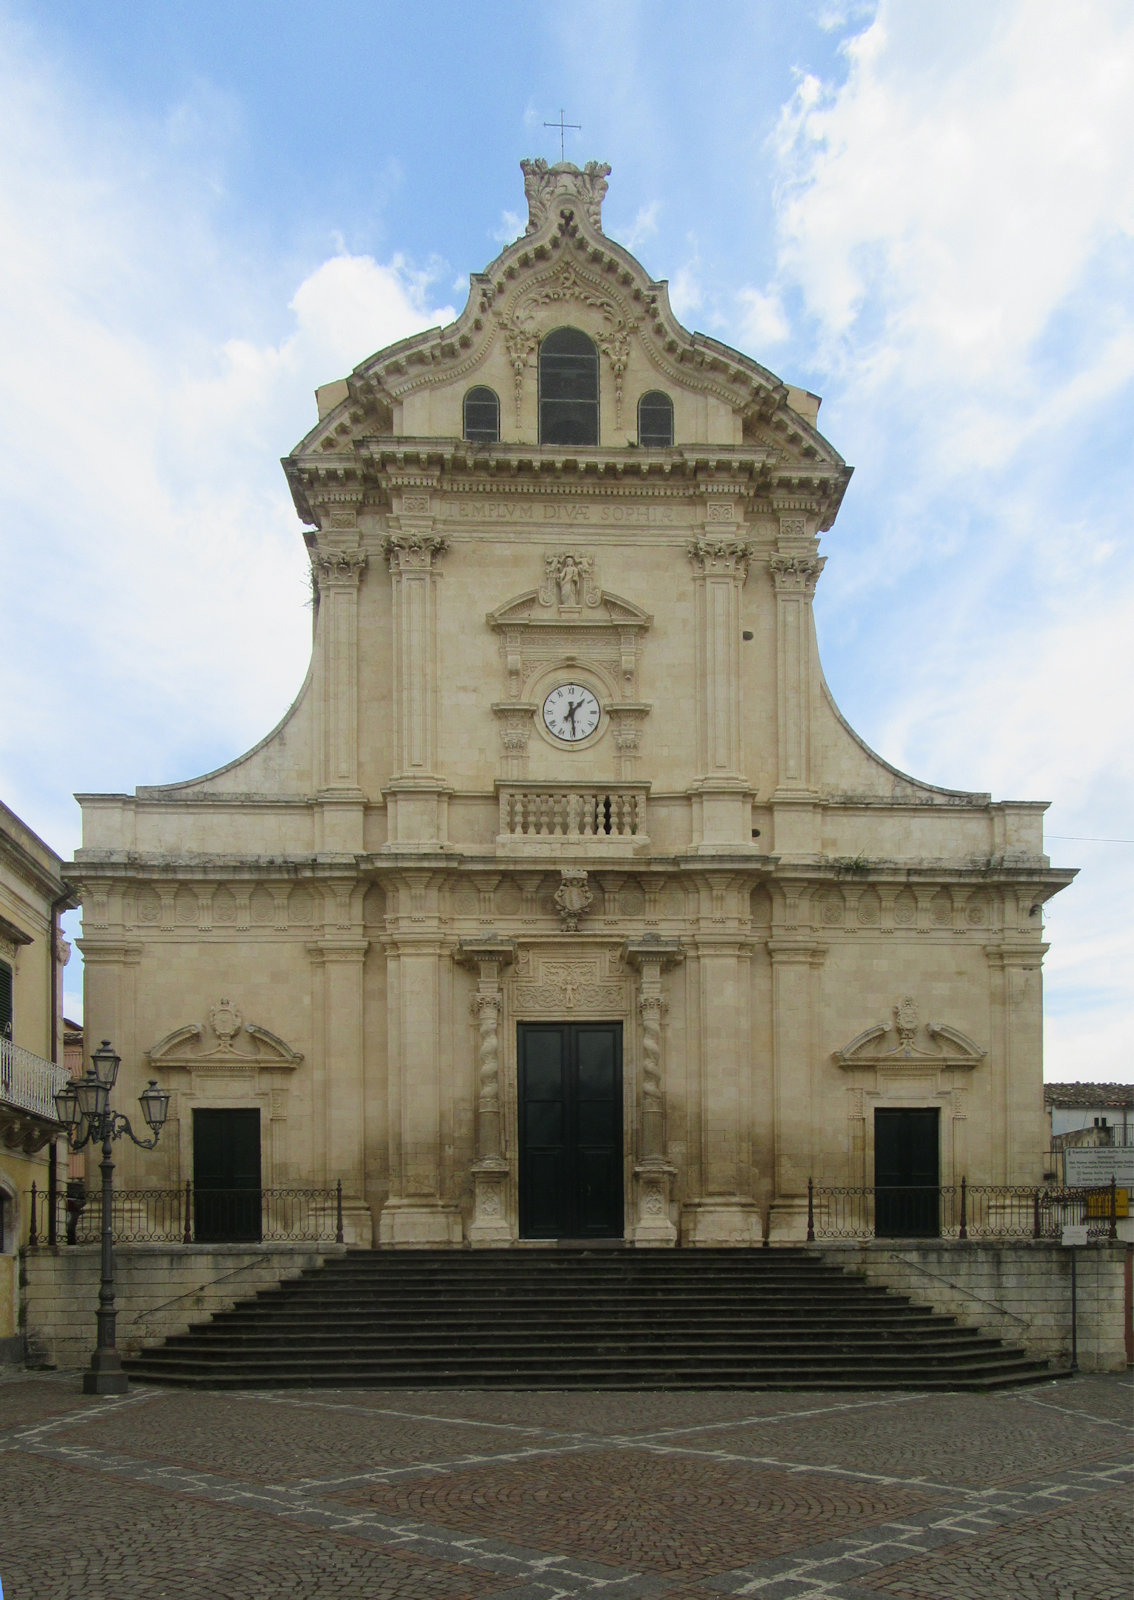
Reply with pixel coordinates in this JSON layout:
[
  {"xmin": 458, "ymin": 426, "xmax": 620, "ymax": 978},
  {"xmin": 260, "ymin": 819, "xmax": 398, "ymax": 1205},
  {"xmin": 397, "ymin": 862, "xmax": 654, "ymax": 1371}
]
[
  {"xmin": 193, "ymin": 1107, "xmax": 262, "ymax": 1243},
  {"xmin": 518, "ymin": 1022, "xmax": 623, "ymax": 1239},
  {"xmin": 874, "ymin": 1107, "xmax": 940, "ymax": 1237}
]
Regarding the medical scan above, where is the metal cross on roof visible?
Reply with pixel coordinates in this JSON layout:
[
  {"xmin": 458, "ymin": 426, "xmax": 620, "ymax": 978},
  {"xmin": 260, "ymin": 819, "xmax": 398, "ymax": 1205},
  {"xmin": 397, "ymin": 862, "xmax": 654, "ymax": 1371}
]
[{"xmin": 544, "ymin": 109, "xmax": 581, "ymax": 162}]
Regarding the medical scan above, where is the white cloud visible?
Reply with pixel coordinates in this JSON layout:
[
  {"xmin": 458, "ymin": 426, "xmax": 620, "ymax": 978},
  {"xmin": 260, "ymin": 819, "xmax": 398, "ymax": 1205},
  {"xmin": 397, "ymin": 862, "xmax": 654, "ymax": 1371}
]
[
  {"xmin": 737, "ymin": 286, "xmax": 789, "ymax": 348},
  {"xmin": 772, "ymin": 1, "xmax": 1134, "ymax": 389},
  {"xmin": 493, "ymin": 209, "xmax": 526, "ymax": 245},
  {"xmin": 768, "ymin": 0, "xmax": 1134, "ymax": 1078},
  {"xmin": 668, "ymin": 254, "xmax": 704, "ymax": 322},
  {"xmin": 618, "ymin": 201, "xmax": 660, "ymax": 253},
  {"xmin": 0, "ymin": 33, "xmax": 455, "ymax": 855}
]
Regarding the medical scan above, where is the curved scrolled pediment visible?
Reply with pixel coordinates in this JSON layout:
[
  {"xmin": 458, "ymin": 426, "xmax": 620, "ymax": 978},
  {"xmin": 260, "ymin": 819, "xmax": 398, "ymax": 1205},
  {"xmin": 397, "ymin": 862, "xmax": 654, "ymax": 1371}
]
[
  {"xmin": 284, "ymin": 161, "xmax": 850, "ymax": 531},
  {"xmin": 146, "ymin": 998, "xmax": 303, "ymax": 1074},
  {"xmin": 834, "ymin": 996, "xmax": 986, "ymax": 1072}
]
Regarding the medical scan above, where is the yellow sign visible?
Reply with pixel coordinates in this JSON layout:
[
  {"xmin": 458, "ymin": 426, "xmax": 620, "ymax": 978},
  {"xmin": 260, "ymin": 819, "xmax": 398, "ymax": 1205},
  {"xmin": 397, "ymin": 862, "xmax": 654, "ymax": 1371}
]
[{"xmin": 1085, "ymin": 1187, "xmax": 1129, "ymax": 1219}]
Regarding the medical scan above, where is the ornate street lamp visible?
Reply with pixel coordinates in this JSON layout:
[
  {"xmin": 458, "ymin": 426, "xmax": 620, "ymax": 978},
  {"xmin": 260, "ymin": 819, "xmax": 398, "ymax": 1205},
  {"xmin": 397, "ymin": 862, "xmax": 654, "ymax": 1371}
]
[{"xmin": 55, "ymin": 1040, "xmax": 170, "ymax": 1394}]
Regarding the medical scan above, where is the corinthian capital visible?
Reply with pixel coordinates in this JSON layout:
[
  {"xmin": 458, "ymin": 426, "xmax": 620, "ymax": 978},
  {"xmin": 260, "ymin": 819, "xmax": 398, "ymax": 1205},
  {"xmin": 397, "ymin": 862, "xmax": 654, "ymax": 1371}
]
[
  {"xmin": 313, "ymin": 549, "xmax": 369, "ymax": 587},
  {"xmin": 686, "ymin": 538, "xmax": 753, "ymax": 580},
  {"xmin": 769, "ymin": 554, "xmax": 825, "ymax": 594},
  {"xmin": 383, "ymin": 533, "xmax": 450, "ymax": 573}
]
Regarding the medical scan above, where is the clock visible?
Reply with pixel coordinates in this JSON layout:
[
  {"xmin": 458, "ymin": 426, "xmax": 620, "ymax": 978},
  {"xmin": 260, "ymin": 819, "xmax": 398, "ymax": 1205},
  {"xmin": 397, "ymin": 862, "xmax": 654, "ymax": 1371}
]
[{"xmin": 542, "ymin": 683, "xmax": 601, "ymax": 743}]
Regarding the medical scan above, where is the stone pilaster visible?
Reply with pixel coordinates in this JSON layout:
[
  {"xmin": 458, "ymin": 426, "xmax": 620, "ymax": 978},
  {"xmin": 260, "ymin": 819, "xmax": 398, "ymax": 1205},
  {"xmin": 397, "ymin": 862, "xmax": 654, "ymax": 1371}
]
[
  {"xmin": 767, "ymin": 936, "xmax": 826, "ymax": 1241},
  {"xmin": 768, "ymin": 528, "xmax": 824, "ymax": 800},
  {"xmin": 986, "ymin": 936, "xmax": 1049, "ymax": 1184},
  {"xmin": 379, "ymin": 872, "xmax": 461, "ymax": 1245},
  {"xmin": 625, "ymin": 938, "xmax": 684, "ymax": 1246},
  {"xmin": 686, "ymin": 520, "xmax": 753, "ymax": 850},
  {"xmin": 457, "ymin": 939, "xmax": 516, "ymax": 1245},
  {"xmin": 382, "ymin": 510, "xmax": 452, "ymax": 851},
  {"xmin": 681, "ymin": 876, "xmax": 762, "ymax": 1244},
  {"xmin": 307, "ymin": 935, "xmax": 372, "ymax": 1244}
]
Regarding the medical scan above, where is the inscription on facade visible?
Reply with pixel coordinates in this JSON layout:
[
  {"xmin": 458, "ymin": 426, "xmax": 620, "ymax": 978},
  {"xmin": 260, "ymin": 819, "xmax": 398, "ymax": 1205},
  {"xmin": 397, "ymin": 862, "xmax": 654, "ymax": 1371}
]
[{"xmin": 448, "ymin": 499, "xmax": 680, "ymax": 526}]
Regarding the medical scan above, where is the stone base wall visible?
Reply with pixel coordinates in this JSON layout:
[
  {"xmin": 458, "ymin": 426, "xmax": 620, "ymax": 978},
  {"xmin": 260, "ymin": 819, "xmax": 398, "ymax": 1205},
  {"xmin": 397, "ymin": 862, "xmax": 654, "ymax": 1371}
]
[
  {"xmin": 21, "ymin": 1243, "xmax": 346, "ymax": 1370},
  {"xmin": 818, "ymin": 1240, "xmax": 1131, "ymax": 1373}
]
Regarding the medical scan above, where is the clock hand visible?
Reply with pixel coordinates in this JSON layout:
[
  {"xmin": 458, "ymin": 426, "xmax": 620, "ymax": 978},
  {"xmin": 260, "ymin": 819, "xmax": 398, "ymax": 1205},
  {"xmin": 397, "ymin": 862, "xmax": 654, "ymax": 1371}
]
[{"xmin": 565, "ymin": 699, "xmax": 579, "ymax": 734}]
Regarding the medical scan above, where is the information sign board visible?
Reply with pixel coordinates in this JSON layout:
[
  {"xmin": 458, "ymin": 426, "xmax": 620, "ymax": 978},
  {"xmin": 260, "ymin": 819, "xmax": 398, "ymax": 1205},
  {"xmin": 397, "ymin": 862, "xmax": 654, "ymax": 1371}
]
[{"xmin": 1063, "ymin": 1148, "xmax": 1134, "ymax": 1187}]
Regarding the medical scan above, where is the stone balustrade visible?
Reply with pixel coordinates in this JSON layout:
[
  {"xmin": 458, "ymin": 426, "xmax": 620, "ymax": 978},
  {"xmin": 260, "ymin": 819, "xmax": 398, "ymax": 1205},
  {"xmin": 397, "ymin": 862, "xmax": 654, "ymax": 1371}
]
[
  {"xmin": 496, "ymin": 783, "xmax": 649, "ymax": 855},
  {"xmin": 0, "ymin": 1036, "xmax": 70, "ymax": 1123}
]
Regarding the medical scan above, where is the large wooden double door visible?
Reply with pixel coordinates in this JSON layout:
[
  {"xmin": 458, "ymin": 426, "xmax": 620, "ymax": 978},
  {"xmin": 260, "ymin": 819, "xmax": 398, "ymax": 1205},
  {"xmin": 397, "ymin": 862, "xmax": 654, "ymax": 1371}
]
[{"xmin": 518, "ymin": 1022, "xmax": 623, "ymax": 1239}]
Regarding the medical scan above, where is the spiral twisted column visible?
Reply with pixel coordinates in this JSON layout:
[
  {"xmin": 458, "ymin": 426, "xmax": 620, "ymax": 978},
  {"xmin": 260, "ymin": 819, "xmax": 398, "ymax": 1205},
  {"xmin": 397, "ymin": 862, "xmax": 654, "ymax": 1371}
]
[
  {"xmin": 457, "ymin": 939, "xmax": 516, "ymax": 1244},
  {"xmin": 625, "ymin": 938, "xmax": 684, "ymax": 1245}
]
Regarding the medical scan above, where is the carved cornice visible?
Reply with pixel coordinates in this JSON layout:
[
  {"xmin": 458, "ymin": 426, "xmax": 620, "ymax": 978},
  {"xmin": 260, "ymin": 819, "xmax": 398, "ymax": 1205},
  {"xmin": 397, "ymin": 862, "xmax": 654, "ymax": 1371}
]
[{"xmin": 0, "ymin": 1104, "xmax": 59, "ymax": 1154}]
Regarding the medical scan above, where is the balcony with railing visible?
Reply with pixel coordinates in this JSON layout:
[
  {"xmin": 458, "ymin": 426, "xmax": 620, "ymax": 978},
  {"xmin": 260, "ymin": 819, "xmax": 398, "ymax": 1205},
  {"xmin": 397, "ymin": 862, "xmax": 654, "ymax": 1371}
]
[
  {"xmin": 1, "ymin": 1036, "xmax": 69, "ymax": 1152},
  {"xmin": 496, "ymin": 782, "xmax": 650, "ymax": 856}
]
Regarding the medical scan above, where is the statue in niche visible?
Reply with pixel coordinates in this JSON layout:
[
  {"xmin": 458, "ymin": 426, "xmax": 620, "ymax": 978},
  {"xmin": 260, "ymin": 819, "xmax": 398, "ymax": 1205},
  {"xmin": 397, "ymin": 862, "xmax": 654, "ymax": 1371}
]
[
  {"xmin": 539, "ymin": 551, "xmax": 598, "ymax": 609},
  {"xmin": 558, "ymin": 555, "xmax": 582, "ymax": 605}
]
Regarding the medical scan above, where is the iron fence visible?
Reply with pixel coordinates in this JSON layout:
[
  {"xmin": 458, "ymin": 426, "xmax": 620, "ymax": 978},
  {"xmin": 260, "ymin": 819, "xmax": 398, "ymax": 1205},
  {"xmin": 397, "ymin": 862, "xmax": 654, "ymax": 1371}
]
[
  {"xmin": 26, "ymin": 1181, "xmax": 344, "ymax": 1247},
  {"xmin": 807, "ymin": 1177, "xmax": 1121, "ymax": 1243}
]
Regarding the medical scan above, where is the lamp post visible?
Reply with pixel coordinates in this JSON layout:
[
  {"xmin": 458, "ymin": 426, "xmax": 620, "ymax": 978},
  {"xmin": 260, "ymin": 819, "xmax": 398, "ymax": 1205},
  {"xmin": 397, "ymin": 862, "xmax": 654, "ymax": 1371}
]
[{"xmin": 54, "ymin": 1039, "xmax": 170, "ymax": 1394}]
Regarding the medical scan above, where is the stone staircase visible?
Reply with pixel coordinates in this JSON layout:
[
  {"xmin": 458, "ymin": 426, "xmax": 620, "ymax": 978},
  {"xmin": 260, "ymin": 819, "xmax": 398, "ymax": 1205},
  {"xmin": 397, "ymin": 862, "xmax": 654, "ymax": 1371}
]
[{"xmin": 122, "ymin": 1247, "xmax": 1058, "ymax": 1390}]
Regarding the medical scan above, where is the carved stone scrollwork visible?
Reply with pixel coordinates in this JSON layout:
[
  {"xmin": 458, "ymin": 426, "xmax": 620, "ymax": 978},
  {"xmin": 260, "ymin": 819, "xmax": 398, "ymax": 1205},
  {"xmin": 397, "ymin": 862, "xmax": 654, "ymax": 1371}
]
[
  {"xmin": 554, "ymin": 869, "xmax": 593, "ymax": 933},
  {"xmin": 520, "ymin": 158, "xmax": 611, "ymax": 234},
  {"xmin": 594, "ymin": 322, "xmax": 633, "ymax": 427},
  {"xmin": 313, "ymin": 549, "xmax": 369, "ymax": 587},
  {"xmin": 769, "ymin": 554, "xmax": 825, "ymax": 594},
  {"xmin": 687, "ymin": 539, "xmax": 753, "ymax": 581},
  {"xmin": 382, "ymin": 533, "xmax": 449, "ymax": 572},
  {"xmin": 499, "ymin": 315, "xmax": 539, "ymax": 422},
  {"xmin": 457, "ymin": 938, "xmax": 516, "ymax": 1245}
]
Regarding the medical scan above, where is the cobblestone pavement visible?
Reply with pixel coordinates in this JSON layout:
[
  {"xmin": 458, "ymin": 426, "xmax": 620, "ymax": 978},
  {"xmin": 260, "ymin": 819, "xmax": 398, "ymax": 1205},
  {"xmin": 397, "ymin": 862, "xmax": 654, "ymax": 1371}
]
[{"xmin": 0, "ymin": 1374, "xmax": 1129, "ymax": 1600}]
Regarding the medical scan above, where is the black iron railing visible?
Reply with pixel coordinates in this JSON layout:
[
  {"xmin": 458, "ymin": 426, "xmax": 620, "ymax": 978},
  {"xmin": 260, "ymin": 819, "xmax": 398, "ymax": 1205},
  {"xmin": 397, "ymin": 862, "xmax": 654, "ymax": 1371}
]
[
  {"xmin": 806, "ymin": 1177, "xmax": 1121, "ymax": 1243},
  {"xmin": 27, "ymin": 1181, "xmax": 345, "ymax": 1246}
]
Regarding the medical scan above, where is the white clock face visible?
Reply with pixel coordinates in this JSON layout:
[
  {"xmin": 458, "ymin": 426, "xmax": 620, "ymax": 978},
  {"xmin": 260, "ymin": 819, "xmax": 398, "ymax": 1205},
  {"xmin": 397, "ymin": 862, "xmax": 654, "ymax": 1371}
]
[{"xmin": 542, "ymin": 683, "xmax": 601, "ymax": 743}]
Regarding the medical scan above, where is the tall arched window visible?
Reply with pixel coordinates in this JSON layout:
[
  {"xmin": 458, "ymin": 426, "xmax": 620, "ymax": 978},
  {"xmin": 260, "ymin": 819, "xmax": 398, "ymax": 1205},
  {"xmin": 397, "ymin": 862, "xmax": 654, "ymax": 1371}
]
[
  {"xmin": 463, "ymin": 386, "xmax": 500, "ymax": 443},
  {"xmin": 637, "ymin": 390, "xmax": 674, "ymax": 448},
  {"xmin": 539, "ymin": 327, "xmax": 598, "ymax": 446}
]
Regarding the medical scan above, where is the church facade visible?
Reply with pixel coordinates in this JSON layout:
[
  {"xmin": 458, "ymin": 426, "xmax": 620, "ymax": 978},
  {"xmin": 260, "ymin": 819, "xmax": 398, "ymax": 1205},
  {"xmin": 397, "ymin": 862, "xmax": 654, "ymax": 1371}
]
[{"xmin": 73, "ymin": 162, "xmax": 1073, "ymax": 1247}]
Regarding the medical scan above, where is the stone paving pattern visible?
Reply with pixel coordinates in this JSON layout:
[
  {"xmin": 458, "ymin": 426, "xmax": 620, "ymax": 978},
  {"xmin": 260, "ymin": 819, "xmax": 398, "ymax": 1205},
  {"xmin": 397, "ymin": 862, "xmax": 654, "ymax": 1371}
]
[{"xmin": 0, "ymin": 1373, "xmax": 1129, "ymax": 1600}]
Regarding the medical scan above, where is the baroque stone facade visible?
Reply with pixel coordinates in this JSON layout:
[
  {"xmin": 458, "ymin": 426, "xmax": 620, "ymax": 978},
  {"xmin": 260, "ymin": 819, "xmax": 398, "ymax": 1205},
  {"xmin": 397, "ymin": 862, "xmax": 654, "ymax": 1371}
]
[{"xmin": 72, "ymin": 162, "xmax": 1074, "ymax": 1247}]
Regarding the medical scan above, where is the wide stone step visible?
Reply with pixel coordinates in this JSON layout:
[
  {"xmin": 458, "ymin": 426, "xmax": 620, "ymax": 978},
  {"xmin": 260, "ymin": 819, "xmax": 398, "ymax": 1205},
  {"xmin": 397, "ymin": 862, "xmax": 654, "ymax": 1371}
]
[
  {"xmin": 122, "ymin": 1247, "xmax": 1055, "ymax": 1392},
  {"xmin": 126, "ymin": 1352, "xmax": 1044, "ymax": 1386}
]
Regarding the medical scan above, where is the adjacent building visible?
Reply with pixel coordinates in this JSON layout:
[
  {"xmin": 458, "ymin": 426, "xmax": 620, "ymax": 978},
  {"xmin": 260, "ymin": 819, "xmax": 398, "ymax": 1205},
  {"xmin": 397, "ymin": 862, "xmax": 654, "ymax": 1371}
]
[
  {"xmin": 1, "ymin": 801, "xmax": 71, "ymax": 1355},
  {"xmin": 71, "ymin": 160, "xmax": 1075, "ymax": 1249}
]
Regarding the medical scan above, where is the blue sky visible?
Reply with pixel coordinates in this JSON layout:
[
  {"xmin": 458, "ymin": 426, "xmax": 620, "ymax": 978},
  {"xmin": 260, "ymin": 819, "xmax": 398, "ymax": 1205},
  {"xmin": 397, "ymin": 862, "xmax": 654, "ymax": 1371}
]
[{"xmin": 1, "ymin": 0, "xmax": 1131, "ymax": 1078}]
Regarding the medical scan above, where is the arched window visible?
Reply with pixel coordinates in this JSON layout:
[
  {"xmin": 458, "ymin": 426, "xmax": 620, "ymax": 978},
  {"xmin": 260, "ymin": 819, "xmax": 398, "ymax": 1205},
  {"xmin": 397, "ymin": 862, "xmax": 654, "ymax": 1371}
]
[
  {"xmin": 637, "ymin": 390, "xmax": 674, "ymax": 448},
  {"xmin": 539, "ymin": 328, "xmax": 598, "ymax": 446},
  {"xmin": 463, "ymin": 386, "xmax": 500, "ymax": 443}
]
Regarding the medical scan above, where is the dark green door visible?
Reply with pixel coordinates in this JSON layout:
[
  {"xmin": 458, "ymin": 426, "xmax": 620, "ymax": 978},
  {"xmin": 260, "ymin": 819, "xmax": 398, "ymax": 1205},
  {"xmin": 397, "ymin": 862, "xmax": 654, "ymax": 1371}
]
[
  {"xmin": 193, "ymin": 1108, "xmax": 262, "ymax": 1242},
  {"xmin": 874, "ymin": 1108, "xmax": 940, "ymax": 1237},
  {"xmin": 518, "ymin": 1023, "xmax": 623, "ymax": 1239}
]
